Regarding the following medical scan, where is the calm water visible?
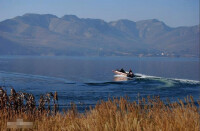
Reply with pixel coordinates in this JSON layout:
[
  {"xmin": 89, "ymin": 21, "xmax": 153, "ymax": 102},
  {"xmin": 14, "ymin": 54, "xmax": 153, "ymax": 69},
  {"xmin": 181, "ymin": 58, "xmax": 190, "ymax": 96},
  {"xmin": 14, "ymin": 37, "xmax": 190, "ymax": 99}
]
[{"xmin": 0, "ymin": 56, "xmax": 199, "ymax": 111}]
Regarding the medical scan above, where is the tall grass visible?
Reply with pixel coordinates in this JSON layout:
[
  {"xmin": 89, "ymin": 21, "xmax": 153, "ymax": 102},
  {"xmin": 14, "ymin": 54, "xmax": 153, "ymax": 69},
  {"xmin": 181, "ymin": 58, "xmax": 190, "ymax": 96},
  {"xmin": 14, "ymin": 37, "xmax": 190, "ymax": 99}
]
[{"xmin": 0, "ymin": 86, "xmax": 199, "ymax": 130}]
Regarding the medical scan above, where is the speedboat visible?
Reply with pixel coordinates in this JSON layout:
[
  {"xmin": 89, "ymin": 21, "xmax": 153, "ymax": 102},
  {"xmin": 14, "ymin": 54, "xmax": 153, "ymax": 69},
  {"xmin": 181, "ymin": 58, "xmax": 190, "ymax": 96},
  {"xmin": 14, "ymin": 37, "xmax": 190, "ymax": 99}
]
[
  {"xmin": 112, "ymin": 70, "xmax": 129, "ymax": 77},
  {"xmin": 112, "ymin": 70, "xmax": 141, "ymax": 78}
]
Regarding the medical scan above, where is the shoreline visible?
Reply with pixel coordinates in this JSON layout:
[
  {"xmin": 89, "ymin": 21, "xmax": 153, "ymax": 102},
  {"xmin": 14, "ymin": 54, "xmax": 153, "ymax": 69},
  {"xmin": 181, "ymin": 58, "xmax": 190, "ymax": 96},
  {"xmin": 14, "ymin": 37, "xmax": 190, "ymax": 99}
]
[{"xmin": 0, "ymin": 55, "xmax": 199, "ymax": 59}]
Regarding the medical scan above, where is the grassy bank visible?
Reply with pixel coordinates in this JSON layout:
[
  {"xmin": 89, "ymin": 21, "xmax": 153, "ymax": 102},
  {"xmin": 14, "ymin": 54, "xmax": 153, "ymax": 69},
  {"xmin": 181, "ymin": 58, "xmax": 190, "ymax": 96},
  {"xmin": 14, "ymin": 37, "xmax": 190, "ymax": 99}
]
[{"xmin": 0, "ymin": 87, "xmax": 199, "ymax": 130}]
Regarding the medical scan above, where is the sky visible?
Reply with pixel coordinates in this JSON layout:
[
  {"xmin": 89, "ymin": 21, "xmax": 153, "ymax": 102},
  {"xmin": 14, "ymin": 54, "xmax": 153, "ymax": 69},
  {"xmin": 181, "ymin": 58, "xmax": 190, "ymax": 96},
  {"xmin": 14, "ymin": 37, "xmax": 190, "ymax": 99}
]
[{"xmin": 0, "ymin": 0, "xmax": 199, "ymax": 27}]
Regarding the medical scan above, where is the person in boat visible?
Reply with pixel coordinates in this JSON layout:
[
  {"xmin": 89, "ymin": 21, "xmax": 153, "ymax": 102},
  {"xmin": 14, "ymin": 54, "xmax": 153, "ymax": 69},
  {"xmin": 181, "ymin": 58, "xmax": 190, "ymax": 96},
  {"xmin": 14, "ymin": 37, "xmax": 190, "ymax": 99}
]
[
  {"xmin": 127, "ymin": 69, "xmax": 134, "ymax": 78},
  {"xmin": 120, "ymin": 68, "xmax": 126, "ymax": 73}
]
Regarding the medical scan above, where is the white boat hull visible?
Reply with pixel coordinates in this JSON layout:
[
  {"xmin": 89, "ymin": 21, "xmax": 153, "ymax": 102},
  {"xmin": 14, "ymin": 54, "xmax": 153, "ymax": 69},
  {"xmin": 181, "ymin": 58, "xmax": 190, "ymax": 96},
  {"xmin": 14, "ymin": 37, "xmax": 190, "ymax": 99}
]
[{"xmin": 112, "ymin": 70, "xmax": 128, "ymax": 77}]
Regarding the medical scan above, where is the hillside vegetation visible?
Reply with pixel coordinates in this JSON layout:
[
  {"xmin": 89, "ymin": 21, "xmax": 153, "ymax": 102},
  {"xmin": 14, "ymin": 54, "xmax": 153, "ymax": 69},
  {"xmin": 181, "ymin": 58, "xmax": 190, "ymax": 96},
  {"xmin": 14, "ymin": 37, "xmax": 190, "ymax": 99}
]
[{"xmin": 0, "ymin": 14, "xmax": 199, "ymax": 57}]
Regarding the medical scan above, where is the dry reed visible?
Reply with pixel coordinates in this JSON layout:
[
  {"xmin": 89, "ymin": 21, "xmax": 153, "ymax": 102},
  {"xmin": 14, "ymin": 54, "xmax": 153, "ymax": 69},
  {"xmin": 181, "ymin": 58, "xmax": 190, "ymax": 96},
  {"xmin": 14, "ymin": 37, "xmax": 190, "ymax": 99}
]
[{"xmin": 0, "ymin": 86, "xmax": 199, "ymax": 131}]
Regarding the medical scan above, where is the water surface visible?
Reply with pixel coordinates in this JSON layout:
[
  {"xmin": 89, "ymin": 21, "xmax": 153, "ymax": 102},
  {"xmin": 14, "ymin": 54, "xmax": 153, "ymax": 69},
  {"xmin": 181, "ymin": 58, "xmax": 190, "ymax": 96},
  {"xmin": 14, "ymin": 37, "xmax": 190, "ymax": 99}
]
[{"xmin": 0, "ymin": 56, "xmax": 199, "ymax": 110}]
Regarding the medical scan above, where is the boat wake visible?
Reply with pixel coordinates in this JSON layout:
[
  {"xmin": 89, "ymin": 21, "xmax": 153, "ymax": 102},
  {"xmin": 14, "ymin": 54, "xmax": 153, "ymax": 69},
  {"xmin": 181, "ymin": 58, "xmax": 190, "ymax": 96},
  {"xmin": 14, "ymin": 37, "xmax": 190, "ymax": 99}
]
[
  {"xmin": 1, "ymin": 71, "xmax": 199, "ymax": 110},
  {"xmin": 135, "ymin": 73, "xmax": 200, "ymax": 84},
  {"xmin": 86, "ymin": 73, "xmax": 200, "ymax": 88},
  {"xmin": 0, "ymin": 71, "xmax": 199, "ymax": 89},
  {"xmin": 0, "ymin": 71, "xmax": 75, "ymax": 86}
]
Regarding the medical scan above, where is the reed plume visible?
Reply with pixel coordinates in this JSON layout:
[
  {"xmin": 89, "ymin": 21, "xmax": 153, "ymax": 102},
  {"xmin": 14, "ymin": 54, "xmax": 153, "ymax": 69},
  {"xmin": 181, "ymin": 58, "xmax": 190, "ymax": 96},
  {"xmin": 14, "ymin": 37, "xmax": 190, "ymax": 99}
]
[{"xmin": 0, "ymin": 86, "xmax": 199, "ymax": 131}]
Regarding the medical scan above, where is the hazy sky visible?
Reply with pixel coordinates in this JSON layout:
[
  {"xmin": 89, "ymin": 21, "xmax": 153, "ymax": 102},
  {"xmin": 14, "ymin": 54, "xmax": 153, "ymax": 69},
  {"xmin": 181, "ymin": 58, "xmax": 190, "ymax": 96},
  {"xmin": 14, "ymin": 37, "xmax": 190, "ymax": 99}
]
[{"xmin": 0, "ymin": 0, "xmax": 199, "ymax": 27}]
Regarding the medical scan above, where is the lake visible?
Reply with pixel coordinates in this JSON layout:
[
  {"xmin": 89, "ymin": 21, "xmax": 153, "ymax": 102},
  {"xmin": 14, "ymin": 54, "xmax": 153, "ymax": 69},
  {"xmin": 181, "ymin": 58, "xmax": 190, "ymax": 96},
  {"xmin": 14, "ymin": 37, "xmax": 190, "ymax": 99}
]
[{"xmin": 0, "ymin": 56, "xmax": 199, "ymax": 111}]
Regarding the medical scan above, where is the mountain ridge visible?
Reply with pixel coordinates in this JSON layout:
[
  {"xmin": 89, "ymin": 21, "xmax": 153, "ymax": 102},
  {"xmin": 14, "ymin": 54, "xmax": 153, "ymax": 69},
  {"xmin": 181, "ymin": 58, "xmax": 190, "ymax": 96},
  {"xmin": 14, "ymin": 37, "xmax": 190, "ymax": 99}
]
[{"xmin": 0, "ymin": 13, "xmax": 199, "ymax": 57}]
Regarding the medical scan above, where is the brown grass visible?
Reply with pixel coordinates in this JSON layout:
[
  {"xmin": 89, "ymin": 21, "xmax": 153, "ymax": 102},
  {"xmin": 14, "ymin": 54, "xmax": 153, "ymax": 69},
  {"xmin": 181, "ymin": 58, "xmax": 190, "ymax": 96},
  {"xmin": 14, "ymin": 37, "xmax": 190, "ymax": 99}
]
[{"xmin": 0, "ymin": 86, "xmax": 199, "ymax": 131}]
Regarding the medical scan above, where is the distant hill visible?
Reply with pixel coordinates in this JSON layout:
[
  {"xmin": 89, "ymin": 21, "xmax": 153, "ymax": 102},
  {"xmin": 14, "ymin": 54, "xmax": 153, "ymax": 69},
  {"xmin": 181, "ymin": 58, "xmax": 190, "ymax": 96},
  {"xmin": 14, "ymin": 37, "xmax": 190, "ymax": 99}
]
[{"xmin": 0, "ymin": 13, "xmax": 199, "ymax": 57}]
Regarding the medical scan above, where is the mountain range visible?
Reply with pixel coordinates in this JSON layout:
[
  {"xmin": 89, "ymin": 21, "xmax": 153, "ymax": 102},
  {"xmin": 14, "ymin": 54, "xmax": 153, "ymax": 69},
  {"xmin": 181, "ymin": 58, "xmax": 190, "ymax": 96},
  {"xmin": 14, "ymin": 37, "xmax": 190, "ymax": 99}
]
[{"xmin": 0, "ymin": 13, "xmax": 199, "ymax": 57}]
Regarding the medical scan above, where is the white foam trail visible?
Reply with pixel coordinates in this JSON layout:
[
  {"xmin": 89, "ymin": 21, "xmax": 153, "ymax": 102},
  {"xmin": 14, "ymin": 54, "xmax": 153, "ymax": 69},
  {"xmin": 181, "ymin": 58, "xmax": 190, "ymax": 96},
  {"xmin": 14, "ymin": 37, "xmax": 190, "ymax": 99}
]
[
  {"xmin": 134, "ymin": 73, "xmax": 161, "ymax": 79},
  {"xmin": 169, "ymin": 78, "xmax": 200, "ymax": 84},
  {"xmin": 134, "ymin": 73, "xmax": 200, "ymax": 84}
]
